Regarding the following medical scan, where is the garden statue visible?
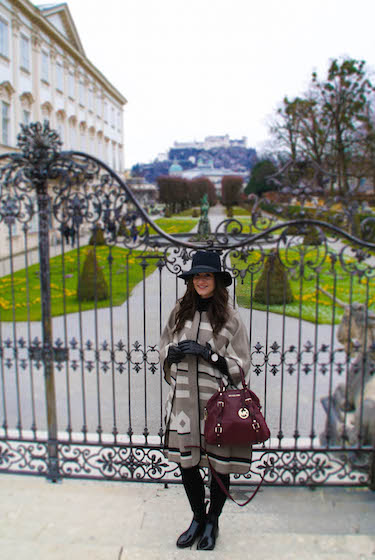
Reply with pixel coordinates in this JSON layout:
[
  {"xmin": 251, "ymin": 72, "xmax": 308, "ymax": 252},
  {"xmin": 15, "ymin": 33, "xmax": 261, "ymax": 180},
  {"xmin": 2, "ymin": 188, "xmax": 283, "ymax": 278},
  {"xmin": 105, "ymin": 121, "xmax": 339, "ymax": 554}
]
[
  {"xmin": 320, "ymin": 300, "xmax": 375, "ymax": 452},
  {"xmin": 201, "ymin": 193, "xmax": 209, "ymax": 218},
  {"xmin": 197, "ymin": 193, "xmax": 211, "ymax": 238}
]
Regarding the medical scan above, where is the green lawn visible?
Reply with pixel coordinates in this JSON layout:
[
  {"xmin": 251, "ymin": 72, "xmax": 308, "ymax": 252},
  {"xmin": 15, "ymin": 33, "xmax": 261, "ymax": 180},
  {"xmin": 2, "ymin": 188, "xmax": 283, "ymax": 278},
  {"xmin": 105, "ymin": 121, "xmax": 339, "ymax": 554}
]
[
  {"xmin": 0, "ymin": 246, "xmax": 160, "ymax": 322},
  {"xmin": 233, "ymin": 246, "xmax": 374, "ymax": 324},
  {"xmin": 0, "ymin": 218, "xmax": 197, "ymax": 322},
  {"xmin": 227, "ymin": 206, "xmax": 252, "ymax": 216},
  {"xmin": 171, "ymin": 208, "xmax": 200, "ymax": 217},
  {"xmin": 153, "ymin": 218, "xmax": 198, "ymax": 234}
]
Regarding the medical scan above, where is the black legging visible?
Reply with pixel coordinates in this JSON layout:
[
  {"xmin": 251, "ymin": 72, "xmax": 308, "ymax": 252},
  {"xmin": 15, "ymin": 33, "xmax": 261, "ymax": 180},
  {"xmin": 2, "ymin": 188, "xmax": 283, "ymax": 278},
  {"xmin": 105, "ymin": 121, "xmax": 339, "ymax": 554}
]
[{"xmin": 180, "ymin": 465, "xmax": 230, "ymax": 519}]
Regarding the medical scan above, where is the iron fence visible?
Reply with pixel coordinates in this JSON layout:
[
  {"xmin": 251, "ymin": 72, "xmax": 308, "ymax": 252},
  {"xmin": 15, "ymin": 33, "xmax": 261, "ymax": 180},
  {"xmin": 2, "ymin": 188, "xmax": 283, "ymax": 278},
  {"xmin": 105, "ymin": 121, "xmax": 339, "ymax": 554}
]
[{"xmin": 0, "ymin": 122, "xmax": 374, "ymax": 488}]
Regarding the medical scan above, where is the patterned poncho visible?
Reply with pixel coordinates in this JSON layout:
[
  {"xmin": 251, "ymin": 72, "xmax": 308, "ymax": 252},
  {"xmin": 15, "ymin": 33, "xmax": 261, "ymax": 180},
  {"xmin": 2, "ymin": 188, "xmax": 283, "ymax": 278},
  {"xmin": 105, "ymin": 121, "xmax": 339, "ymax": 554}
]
[{"xmin": 160, "ymin": 301, "xmax": 252, "ymax": 474}]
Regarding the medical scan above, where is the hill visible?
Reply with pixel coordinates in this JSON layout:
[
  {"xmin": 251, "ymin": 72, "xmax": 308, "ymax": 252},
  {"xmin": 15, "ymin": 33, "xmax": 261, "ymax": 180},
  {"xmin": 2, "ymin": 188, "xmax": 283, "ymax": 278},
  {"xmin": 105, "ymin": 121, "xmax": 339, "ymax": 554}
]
[{"xmin": 131, "ymin": 145, "xmax": 257, "ymax": 184}]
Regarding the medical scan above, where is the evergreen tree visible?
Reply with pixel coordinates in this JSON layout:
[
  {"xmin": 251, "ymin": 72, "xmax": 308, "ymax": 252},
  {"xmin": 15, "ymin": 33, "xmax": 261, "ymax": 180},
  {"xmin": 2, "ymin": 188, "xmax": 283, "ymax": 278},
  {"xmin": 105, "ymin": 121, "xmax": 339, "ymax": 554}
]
[
  {"xmin": 89, "ymin": 226, "xmax": 106, "ymax": 246},
  {"xmin": 245, "ymin": 159, "xmax": 277, "ymax": 196},
  {"xmin": 253, "ymin": 251, "xmax": 294, "ymax": 305},
  {"xmin": 77, "ymin": 249, "xmax": 109, "ymax": 302}
]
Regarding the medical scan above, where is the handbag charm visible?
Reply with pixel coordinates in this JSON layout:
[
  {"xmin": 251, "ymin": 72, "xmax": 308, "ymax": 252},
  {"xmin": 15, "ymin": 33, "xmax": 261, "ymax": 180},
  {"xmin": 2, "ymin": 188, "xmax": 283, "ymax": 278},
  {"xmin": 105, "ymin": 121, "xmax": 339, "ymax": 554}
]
[{"xmin": 204, "ymin": 367, "xmax": 270, "ymax": 447}]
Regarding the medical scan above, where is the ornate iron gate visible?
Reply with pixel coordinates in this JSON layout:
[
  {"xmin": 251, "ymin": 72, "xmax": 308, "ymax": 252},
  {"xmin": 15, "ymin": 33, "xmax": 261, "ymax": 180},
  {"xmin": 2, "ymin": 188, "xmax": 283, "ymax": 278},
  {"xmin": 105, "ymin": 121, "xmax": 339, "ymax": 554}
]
[{"xmin": 0, "ymin": 122, "xmax": 374, "ymax": 488}]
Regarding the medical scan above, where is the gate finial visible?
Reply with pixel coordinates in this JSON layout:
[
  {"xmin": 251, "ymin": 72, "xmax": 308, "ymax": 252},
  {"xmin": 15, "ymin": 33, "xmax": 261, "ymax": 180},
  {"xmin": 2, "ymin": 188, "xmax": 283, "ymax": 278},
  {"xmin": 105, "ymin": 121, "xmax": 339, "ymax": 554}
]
[{"xmin": 16, "ymin": 120, "xmax": 62, "ymax": 165}]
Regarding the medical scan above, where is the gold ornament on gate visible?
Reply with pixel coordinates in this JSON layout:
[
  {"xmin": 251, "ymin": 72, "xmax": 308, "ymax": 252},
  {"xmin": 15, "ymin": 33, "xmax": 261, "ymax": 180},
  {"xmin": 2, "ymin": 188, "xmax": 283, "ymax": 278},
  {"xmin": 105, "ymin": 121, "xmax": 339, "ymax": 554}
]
[{"xmin": 238, "ymin": 407, "xmax": 249, "ymax": 419}]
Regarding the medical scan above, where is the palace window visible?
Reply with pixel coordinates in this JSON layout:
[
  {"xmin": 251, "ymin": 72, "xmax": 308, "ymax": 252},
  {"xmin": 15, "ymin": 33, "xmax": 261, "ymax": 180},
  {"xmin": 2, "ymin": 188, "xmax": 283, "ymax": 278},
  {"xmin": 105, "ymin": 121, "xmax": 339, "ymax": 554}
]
[
  {"xmin": 89, "ymin": 132, "xmax": 94, "ymax": 154},
  {"xmin": 79, "ymin": 79, "xmax": 85, "ymax": 106},
  {"xmin": 88, "ymin": 87, "xmax": 93, "ymax": 112},
  {"xmin": 2, "ymin": 101, "xmax": 10, "ymax": 145},
  {"xmin": 56, "ymin": 62, "xmax": 64, "ymax": 91},
  {"xmin": 0, "ymin": 19, "xmax": 9, "ymax": 57},
  {"xmin": 23, "ymin": 110, "xmax": 30, "ymax": 125},
  {"xmin": 81, "ymin": 129, "xmax": 86, "ymax": 152},
  {"xmin": 20, "ymin": 35, "xmax": 30, "ymax": 71},
  {"xmin": 41, "ymin": 50, "xmax": 49, "ymax": 82},
  {"xmin": 57, "ymin": 123, "xmax": 64, "ymax": 144},
  {"xmin": 70, "ymin": 122, "xmax": 76, "ymax": 149},
  {"xmin": 68, "ymin": 72, "xmax": 75, "ymax": 98},
  {"xmin": 97, "ymin": 94, "xmax": 102, "ymax": 117}
]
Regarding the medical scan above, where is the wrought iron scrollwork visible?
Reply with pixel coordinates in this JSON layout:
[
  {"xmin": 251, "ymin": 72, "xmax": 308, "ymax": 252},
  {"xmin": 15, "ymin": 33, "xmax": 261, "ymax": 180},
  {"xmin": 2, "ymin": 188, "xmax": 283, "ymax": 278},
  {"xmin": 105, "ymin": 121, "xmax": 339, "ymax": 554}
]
[{"xmin": 0, "ymin": 123, "xmax": 374, "ymax": 487}]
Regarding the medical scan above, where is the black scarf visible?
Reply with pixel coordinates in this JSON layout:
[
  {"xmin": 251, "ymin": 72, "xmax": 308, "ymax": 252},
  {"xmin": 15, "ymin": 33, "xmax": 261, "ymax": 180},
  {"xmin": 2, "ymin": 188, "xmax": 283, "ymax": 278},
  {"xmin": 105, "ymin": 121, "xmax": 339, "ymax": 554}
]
[{"xmin": 196, "ymin": 296, "xmax": 213, "ymax": 313}]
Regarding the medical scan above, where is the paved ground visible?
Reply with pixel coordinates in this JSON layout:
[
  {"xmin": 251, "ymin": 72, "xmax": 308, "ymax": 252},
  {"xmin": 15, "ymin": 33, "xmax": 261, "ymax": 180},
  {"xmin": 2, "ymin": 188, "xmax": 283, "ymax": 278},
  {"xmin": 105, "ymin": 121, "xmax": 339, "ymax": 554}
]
[{"xmin": 1, "ymin": 473, "xmax": 374, "ymax": 559}]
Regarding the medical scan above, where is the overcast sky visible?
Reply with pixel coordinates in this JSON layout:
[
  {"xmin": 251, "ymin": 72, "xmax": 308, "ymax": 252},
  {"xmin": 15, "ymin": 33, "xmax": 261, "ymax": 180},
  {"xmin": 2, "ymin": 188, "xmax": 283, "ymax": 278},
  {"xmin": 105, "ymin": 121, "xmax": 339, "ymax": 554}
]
[{"xmin": 39, "ymin": 0, "xmax": 375, "ymax": 167}]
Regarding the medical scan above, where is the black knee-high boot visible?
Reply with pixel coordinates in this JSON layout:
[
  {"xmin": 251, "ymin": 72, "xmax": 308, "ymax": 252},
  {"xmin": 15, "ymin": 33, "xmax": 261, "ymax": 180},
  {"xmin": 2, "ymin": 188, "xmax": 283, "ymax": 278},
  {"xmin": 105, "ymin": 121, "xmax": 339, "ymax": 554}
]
[
  {"xmin": 197, "ymin": 471, "xmax": 230, "ymax": 551},
  {"xmin": 177, "ymin": 465, "xmax": 207, "ymax": 548}
]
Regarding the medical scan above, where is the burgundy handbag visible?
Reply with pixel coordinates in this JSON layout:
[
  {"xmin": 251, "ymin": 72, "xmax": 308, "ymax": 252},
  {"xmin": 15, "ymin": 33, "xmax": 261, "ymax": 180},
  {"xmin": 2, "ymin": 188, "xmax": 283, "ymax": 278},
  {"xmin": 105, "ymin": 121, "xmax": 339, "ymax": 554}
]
[{"xmin": 204, "ymin": 367, "xmax": 270, "ymax": 447}]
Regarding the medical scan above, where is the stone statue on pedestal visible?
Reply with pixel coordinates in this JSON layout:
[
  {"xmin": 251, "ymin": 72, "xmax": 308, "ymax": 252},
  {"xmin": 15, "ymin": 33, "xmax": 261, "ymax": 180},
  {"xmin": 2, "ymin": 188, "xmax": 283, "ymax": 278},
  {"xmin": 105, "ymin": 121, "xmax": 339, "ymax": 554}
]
[{"xmin": 197, "ymin": 193, "xmax": 211, "ymax": 237}]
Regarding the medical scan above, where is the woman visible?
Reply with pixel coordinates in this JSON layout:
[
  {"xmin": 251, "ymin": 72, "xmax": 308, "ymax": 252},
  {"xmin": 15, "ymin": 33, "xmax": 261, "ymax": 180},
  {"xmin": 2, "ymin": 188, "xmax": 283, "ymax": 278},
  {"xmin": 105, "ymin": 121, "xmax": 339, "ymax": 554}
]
[{"xmin": 160, "ymin": 250, "xmax": 251, "ymax": 550}]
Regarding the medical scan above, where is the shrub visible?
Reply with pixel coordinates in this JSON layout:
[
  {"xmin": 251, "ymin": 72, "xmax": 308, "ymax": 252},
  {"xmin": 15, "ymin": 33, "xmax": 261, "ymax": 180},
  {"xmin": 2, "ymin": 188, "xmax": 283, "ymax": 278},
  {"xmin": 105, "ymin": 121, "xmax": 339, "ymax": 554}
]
[
  {"xmin": 89, "ymin": 227, "xmax": 106, "ymax": 246},
  {"xmin": 303, "ymin": 226, "xmax": 322, "ymax": 246},
  {"xmin": 221, "ymin": 176, "xmax": 243, "ymax": 207},
  {"xmin": 77, "ymin": 249, "xmax": 109, "ymax": 301},
  {"xmin": 360, "ymin": 217, "xmax": 375, "ymax": 241},
  {"xmin": 253, "ymin": 251, "xmax": 294, "ymax": 305},
  {"xmin": 226, "ymin": 206, "xmax": 234, "ymax": 218},
  {"xmin": 118, "ymin": 217, "xmax": 130, "ymax": 237},
  {"xmin": 192, "ymin": 208, "xmax": 199, "ymax": 218}
]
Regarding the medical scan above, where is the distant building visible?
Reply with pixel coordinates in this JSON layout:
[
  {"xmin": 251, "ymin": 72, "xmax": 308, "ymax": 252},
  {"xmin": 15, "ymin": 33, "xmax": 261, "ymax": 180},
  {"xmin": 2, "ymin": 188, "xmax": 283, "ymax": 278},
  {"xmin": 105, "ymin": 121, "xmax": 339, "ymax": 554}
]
[
  {"xmin": 156, "ymin": 151, "xmax": 168, "ymax": 161},
  {"xmin": 168, "ymin": 159, "xmax": 183, "ymax": 176},
  {"xmin": 173, "ymin": 134, "xmax": 247, "ymax": 151},
  {"xmin": 127, "ymin": 176, "xmax": 158, "ymax": 206}
]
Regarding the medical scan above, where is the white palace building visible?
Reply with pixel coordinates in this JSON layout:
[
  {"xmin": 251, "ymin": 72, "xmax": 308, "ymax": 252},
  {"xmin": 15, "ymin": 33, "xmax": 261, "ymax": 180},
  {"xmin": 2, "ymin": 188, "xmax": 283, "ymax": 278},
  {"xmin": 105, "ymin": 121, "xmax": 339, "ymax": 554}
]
[
  {"xmin": 0, "ymin": 1, "xmax": 127, "ymax": 258},
  {"xmin": 0, "ymin": 0, "xmax": 126, "ymax": 167}
]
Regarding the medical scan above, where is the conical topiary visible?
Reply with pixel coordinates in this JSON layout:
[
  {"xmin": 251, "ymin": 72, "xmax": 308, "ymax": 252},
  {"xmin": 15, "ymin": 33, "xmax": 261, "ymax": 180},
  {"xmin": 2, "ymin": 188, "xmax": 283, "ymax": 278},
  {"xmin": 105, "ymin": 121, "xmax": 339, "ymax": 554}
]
[
  {"xmin": 77, "ymin": 249, "xmax": 109, "ymax": 301},
  {"xmin": 253, "ymin": 250, "xmax": 294, "ymax": 305},
  {"xmin": 89, "ymin": 226, "xmax": 106, "ymax": 246}
]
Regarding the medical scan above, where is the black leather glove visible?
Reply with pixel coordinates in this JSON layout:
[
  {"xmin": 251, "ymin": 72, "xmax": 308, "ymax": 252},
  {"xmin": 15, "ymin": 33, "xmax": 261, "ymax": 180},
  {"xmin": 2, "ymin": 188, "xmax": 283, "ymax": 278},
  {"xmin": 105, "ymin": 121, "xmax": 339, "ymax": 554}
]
[
  {"xmin": 167, "ymin": 345, "xmax": 185, "ymax": 366},
  {"xmin": 177, "ymin": 340, "xmax": 211, "ymax": 362},
  {"xmin": 178, "ymin": 340, "xmax": 230, "ymax": 378}
]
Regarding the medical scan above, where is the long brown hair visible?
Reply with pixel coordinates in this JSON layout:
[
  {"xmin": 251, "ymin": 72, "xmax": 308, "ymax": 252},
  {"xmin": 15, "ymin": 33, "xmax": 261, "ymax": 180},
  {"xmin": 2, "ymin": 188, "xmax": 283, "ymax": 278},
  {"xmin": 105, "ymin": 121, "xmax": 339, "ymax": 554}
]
[{"xmin": 174, "ymin": 274, "xmax": 229, "ymax": 336}]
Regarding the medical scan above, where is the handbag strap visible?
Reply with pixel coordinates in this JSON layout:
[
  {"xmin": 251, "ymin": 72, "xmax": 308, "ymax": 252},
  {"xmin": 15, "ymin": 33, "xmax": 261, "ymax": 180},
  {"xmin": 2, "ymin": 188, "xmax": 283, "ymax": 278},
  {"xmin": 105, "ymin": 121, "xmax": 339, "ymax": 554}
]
[
  {"xmin": 188, "ymin": 445, "xmax": 266, "ymax": 507},
  {"xmin": 206, "ymin": 453, "xmax": 266, "ymax": 507}
]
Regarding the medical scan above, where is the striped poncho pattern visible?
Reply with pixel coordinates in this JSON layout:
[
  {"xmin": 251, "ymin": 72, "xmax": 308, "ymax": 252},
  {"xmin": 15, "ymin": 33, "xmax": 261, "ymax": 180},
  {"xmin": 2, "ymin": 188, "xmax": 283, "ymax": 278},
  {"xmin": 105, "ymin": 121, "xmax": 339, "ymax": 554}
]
[{"xmin": 160, "ymin": 302, "xmax": 252, "ymax": 474}]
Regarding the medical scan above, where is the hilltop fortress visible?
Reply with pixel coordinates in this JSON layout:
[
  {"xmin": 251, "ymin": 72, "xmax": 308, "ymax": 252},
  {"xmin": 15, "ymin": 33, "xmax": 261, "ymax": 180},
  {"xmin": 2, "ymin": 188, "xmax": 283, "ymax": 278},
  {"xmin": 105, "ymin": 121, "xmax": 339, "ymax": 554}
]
[
  {"xmin": 173, "ymin": 135, "xmax": 248, "ymax": 151},
  {"xmin": 132, "ymin": 135, "xmax": 257, "ymax": 184}
]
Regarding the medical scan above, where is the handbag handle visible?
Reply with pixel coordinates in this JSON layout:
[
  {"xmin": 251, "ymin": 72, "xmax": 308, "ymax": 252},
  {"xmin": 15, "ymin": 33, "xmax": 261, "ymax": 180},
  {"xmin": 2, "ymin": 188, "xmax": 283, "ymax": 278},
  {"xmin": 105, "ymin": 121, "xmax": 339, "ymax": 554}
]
[{"xmin": 220, "ymin": 365, "xmax": 247, "ymax": 392}]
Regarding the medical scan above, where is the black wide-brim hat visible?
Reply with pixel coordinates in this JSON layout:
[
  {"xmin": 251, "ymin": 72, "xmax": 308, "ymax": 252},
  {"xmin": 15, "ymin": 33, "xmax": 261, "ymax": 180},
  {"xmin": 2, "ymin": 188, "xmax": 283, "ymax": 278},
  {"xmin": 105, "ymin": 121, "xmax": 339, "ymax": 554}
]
[{"xmin": 178, "ymin": 250, "xmax": 232, "ymax": 287}]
